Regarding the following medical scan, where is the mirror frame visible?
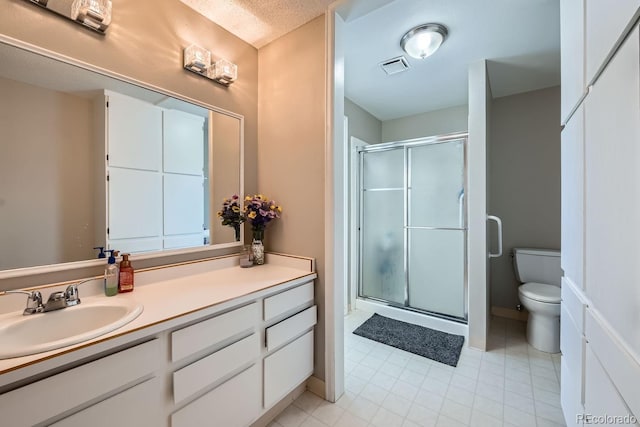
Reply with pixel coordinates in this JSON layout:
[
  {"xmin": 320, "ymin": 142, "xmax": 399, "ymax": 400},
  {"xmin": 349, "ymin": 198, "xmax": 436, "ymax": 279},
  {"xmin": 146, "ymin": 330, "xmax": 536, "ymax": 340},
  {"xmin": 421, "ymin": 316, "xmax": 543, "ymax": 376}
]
[{"xmin": 0, "ymin": 34, "xmax": 245, "ymax": 280}]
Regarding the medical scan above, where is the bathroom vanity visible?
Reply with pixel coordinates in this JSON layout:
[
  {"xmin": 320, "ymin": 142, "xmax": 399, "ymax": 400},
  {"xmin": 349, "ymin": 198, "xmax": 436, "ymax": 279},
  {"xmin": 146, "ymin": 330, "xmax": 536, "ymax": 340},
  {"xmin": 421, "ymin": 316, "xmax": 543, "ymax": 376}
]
[{"xmin": 0, "ymin": 254, "xmax": 317, "ymax": 427}]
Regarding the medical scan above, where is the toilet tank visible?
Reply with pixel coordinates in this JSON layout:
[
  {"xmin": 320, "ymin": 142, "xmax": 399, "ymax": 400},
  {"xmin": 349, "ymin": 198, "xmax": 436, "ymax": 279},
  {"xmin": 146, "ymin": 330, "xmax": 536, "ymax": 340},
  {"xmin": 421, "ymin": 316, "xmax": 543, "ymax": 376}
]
[{"xmin": 513, "ymin": 248, "xmax": 562, "ymax": 286}]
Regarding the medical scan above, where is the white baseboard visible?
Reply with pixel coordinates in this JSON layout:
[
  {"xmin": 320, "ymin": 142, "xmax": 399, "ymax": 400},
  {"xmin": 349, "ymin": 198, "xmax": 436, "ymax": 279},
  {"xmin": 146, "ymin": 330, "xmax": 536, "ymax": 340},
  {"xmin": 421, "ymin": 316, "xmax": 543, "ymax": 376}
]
[{"xmin": 491, "ymin": 306, "xmax": 529, "ymax": 321}]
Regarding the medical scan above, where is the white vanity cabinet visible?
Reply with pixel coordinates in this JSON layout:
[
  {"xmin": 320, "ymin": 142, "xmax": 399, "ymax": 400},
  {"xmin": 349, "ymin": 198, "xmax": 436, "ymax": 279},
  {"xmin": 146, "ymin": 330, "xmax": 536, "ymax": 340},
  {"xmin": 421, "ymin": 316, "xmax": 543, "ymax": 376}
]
[
  {"xmin": 0, "ymin": 339, "xmax": 162, "ymax": 427},
  {"xmin": 263, "ymin": 282, "xmax": 317, "ymax": 408},
  {"xmin": 170, "ymin": 302, "xmax": 261, "ymax": 425},
  {"xmin": 0, "ymin": 267, "xmax": 317, "ymax": 427}
]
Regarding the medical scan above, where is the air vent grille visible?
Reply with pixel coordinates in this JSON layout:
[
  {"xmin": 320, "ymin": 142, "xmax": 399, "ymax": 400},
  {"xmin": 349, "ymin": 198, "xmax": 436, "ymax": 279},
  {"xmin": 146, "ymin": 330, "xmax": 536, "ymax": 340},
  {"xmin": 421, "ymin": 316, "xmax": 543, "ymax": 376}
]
[{"xmin": 380, "ymin": 56, "xmax": 410, "ymax": 75}]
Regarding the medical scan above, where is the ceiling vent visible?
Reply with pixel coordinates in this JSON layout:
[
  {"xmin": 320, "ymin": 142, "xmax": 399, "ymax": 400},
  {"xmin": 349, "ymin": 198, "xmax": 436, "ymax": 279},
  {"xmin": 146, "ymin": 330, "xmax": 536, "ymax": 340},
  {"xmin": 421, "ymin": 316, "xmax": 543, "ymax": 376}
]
[{"xmin": 380, "ymin": 56, "xmax": 410, "ymax": 75}]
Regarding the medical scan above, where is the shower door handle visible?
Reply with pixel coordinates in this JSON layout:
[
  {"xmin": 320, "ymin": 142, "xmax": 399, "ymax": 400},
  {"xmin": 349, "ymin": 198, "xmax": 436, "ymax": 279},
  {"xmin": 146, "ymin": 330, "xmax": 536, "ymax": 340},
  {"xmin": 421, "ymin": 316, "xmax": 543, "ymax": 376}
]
[{"xmin": 487, "ymin": 215, "xmax": 503, "ymax": 258}]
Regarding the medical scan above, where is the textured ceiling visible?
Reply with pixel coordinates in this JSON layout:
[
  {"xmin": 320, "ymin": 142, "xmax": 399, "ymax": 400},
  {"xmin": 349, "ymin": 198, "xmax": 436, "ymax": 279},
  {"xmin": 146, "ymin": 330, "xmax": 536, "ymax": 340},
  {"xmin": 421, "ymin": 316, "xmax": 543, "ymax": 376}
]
[
  {"xmin": 178, "ymin": 0, "xmax": 560, "ymax": 121},
  {"xmin": 179, "ymin": 0, "xmax": 335, "ymax": 48}
]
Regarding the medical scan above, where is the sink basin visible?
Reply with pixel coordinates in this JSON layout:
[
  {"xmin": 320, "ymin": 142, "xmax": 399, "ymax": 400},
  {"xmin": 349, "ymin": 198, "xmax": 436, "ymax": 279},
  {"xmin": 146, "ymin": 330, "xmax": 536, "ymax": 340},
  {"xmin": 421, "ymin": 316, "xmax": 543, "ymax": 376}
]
[{"xmin": 0, "ymin": 298, "xmax": 143, "ymax": 359}]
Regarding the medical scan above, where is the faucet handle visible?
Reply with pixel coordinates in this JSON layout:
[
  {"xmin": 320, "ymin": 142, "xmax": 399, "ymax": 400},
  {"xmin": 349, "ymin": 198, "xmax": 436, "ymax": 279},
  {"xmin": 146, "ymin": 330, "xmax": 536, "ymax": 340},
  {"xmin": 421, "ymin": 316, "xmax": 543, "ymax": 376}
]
[
  {"xmin": 65, "ymin": 284, "xmax": 81, "ymax": 306},
  {"xmin": 24, "ymin": 291, "xmax": 43, "ymax": 314},
  {"xmin": 0, "ymin": 290, "xmax": 44, "ymax": 315}
]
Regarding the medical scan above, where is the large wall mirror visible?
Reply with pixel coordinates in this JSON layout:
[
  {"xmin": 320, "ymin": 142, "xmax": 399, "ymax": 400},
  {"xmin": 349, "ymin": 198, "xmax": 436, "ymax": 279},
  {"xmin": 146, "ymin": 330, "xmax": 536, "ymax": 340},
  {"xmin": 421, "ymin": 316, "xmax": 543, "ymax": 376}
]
[{"xmin": 0, "ymin": 40, "xmax": 243, "ymax": 274}]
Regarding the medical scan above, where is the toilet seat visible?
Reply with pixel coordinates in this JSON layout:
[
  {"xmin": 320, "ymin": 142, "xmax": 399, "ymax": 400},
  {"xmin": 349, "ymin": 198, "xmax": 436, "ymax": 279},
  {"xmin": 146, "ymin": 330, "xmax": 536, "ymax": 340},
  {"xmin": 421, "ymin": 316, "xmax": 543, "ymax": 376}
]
[{"xmin": 519, "ymin": 282, "xmax": 561, "ymax": 304}]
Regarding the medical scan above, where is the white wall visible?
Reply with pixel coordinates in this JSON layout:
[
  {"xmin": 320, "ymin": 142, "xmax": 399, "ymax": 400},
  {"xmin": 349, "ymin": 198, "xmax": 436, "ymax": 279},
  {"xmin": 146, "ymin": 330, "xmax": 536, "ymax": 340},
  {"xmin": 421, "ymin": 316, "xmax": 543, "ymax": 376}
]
[
  {"xmin": 467, "ymin": 60, "xmax": 491, "ymax": 350},
  {"xmin": 489, "ymin": 86, "xmax": 561, "ymax": 310},
  {"xmin": 344, "ymin": 97, "xmax": 381, "ymax": 144},
  {"xmin": 381, "ymin": 104, "xmax": 468, "ymax": 142}
]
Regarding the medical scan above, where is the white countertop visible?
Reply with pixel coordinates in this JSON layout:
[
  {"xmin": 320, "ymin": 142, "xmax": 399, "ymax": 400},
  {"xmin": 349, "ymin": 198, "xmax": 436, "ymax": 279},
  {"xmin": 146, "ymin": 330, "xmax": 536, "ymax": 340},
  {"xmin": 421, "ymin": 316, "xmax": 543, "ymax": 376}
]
[{"xmin": 0, "ymin": 254, "xmax": 316, "ymax": 378}]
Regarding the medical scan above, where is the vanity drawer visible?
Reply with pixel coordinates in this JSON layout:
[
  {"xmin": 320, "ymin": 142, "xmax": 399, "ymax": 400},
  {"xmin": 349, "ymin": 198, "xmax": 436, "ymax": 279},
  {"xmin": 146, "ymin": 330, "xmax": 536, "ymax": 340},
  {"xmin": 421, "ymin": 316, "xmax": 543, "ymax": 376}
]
[
  {"xmin": 171, "ymin": 302, "xmax": 258, "ymax": 362},
  {"xmin": 265, "ymin": 305, "xmax": 317, "ymax": 352},
  {"xmin": 264, "ymin": 330, "xmax": 314, "ymax": 408},
  {"xmin": 263, "ymin": 282, "xmax": 314, "ymax": 321},
  {"xmin": 173, "ymin": 333, "xmax": 259, "ymax": 404},
  {"xmin": 51, "ymin": 377, "xmax": 162, "ymax": 427},
  {"xmin": 172, "ymin": 364, "xmax": 261, "ymax": 427},
  {"xmin": 0, "ymin": 339, "xmax": 160, "ymax": 427}
]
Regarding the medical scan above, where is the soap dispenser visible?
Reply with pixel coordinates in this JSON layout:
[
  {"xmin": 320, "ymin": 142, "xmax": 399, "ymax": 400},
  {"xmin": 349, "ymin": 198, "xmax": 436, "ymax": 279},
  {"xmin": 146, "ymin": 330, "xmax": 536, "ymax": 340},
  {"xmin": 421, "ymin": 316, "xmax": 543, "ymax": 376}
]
[
  {"xmin": 118, "ymin": 253, "xmax": 134, "ymax": 293},
  {"xmin": 104, "ymin": 250, "xmax": 119, "ymax": 297},
  {"xmin": 94, "ymin": 246, "xmax": 106, "ymax": 259}
]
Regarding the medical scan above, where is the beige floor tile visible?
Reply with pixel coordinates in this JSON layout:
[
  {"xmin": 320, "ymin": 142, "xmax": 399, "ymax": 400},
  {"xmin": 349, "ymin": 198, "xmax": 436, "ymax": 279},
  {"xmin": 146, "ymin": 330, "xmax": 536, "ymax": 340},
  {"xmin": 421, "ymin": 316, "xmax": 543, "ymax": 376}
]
[
  {"xmin": 371, "ymin": 407, "xmax": 405, "ymax": 427},
  {"xmin": 276, "ymin": 312, "xmax": 563, "ymax": 427}
]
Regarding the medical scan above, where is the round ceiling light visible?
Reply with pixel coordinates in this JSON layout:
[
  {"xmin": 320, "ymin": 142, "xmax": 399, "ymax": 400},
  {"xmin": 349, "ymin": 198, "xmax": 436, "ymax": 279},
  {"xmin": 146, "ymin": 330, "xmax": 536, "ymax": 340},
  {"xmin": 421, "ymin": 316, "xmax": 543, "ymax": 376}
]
[{"xmin": 400, "ymin": 23, "xmax": 448, "ymax": 59}]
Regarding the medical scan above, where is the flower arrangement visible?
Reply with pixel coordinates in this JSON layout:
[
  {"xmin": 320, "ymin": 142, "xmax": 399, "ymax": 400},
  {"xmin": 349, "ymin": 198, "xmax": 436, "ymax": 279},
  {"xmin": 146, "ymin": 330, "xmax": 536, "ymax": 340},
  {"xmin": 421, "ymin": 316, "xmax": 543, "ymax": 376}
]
[
  {"xmin": 217, "ymin": 195, "xmax": 245, "ymax": 241},
  {"xmin": 244, "ymin": 194, "xmax": 282, "ymax": 240}
]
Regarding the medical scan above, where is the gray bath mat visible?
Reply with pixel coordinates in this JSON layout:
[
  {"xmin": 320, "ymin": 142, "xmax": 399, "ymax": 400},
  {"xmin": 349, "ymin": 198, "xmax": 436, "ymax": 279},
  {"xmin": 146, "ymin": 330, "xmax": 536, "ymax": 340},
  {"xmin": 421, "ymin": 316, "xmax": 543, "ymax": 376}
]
[{"xmin": 353, "ymin": 313, "xmax": 464, "ymax": 367}]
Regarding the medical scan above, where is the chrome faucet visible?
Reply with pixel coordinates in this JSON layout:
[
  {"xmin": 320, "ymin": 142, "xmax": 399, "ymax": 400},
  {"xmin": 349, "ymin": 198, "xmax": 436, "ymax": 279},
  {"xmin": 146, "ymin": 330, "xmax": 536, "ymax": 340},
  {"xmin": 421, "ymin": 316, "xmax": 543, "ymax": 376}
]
[{"xmin": 1, "ymin": 278, "xmax": 93, "ymax": 315}]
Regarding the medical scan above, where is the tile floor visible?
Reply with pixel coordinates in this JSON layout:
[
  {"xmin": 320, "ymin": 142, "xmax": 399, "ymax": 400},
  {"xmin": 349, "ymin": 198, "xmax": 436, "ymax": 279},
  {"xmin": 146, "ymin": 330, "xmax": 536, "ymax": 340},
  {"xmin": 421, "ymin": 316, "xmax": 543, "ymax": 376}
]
[{"xmin": 269, "ymin": 309, "xmax": 566, "ymax": 427}]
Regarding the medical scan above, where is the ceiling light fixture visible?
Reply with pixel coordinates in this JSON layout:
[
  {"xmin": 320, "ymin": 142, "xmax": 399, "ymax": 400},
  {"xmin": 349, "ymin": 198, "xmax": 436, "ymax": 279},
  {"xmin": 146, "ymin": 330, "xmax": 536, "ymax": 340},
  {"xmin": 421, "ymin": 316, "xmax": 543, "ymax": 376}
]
[{"xmin": 400, "ymin": 23, "xmax": 448, "ymax": 59}]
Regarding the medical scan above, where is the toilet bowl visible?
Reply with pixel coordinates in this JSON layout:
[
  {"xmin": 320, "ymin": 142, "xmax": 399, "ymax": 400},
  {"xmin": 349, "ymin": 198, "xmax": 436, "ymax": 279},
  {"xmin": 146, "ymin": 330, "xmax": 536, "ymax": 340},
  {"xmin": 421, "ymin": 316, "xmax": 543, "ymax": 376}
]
[
  {"xmin": 513, "ymin": 248, "xmax": 562, "ymax": 353},
  {"xmin": 518, "ymin": 282, "xmax": 561, "ymax": 353}
]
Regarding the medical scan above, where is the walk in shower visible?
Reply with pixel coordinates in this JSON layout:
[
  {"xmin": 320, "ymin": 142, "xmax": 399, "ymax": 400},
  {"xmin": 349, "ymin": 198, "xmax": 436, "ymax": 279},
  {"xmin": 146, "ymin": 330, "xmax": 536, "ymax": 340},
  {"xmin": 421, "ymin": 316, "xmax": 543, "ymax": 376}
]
[{"xmin": 358, "ymin": 134, "xmax": 467, "ymax": 322}]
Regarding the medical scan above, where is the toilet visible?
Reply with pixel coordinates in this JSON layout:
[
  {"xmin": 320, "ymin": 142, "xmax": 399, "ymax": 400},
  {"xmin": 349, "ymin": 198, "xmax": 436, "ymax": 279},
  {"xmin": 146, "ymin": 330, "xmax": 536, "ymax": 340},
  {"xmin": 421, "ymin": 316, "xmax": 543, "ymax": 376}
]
[{"xmin": 513, "ymin": 248, "xmax": 562, "ymax": 353}]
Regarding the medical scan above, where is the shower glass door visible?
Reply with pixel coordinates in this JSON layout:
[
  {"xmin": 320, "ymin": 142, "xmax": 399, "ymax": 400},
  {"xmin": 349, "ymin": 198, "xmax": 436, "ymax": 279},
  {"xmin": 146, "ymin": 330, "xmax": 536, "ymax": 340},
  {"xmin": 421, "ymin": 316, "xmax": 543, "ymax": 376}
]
[
  {"xmin": 358, "ymin": 136, "xmax": 467, "ymax": 321},
  {"xmin": 360, "ymin": 148, "xmax": 405, "ymax": 304},
  {"xmin": 407, "ymin": 141, "xmax": 466, "ymax": 319}
]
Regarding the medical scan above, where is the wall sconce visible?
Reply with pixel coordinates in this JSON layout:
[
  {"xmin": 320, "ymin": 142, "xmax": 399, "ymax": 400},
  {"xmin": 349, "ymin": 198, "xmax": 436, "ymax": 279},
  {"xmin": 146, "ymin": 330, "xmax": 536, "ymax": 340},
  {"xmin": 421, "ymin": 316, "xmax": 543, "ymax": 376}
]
[
  {"xmin": 183, "ymin": 45, "xmax": 238, "ymax": 86},
  {"xmin": 26, "ymin": 0, "xmax": 112, "ymax": 33}
]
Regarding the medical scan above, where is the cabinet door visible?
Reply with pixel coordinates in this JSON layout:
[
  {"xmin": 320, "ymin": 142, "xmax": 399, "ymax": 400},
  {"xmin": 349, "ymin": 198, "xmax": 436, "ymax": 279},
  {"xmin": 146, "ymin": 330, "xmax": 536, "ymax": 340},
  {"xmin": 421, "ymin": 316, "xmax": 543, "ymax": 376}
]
[
  {"xmin": 264, "ymin": 330, "xmax": 314, "ymax": 408},
  {"xmin": 584, "ymin": 344, "xmax": 636, "ymax": 423},
  {"xmin": 171, "ymin": 364, "xmax": 261, "ymax": 427},
  {"xmin": 585, "ymin": 0, "xmax": 640, "ymax": 82},
  {"xmin": 560, "ymin": 0, "xmax": 585, "ymax": 122},
  {"xmin": 108, "ymin": 167, "xmax": 162, "ymax": 240},
  {"xmin": 560, "ymin": 302, "xmax": 585, "ymax": 426},
  {"xmin": 163, "ymin": 109, "xmax": 205, "ymax": 176},
  {"xmin": 560, "ymin": 105, "xmax": 584, "ymax": 288},
  {"xmin": 51, "ymin": 377, "xmax": 162, "ymax": 427},
  {"xmin": 106, "ymin": 92, "xmax": 162, "ymax": 171},
  {"xmin": 584, "ymin": 25, "xmax": 640, "ymax": 356},
  {"xmin": 163, "ymin": 174, "xmax": 204, "ymax": 236},
  {"xmin": 0, "ymin": 339, "xmax": 160, "ymax": 427}
]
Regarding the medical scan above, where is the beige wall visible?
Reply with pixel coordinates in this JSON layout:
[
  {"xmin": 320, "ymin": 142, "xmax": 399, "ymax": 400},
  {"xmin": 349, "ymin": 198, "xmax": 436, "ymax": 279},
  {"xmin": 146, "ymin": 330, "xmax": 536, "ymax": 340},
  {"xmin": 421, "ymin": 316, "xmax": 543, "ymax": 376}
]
[
  {"xmin": 258, "ymin": 16, "xmax": 327, "ymax": 380},
  {"xmin": 0, "ymin": 0, "xmax": 258, "ymax": 285},
  {"xmin": 0, "ymin": 77, "xmax": 95, "ymax": 270},
  {"xmin": 345, "ymin": 97, "xmax": 381, "ymax": 144},
  {"xmin": 489, "ymin": 86, "xmax": 561, "ymax": 310},
  {"xmin": 381, "ymin": 104, "xmax": 469, "ymax": 142}
]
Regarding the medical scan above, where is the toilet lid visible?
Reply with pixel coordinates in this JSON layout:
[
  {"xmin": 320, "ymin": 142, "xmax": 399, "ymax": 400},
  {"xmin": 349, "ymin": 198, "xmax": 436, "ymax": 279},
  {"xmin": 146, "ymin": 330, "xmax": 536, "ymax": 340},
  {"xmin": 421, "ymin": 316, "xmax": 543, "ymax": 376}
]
[{"xmin": 519, "ymin": 282, "xmax": 561, "ymax": 303}]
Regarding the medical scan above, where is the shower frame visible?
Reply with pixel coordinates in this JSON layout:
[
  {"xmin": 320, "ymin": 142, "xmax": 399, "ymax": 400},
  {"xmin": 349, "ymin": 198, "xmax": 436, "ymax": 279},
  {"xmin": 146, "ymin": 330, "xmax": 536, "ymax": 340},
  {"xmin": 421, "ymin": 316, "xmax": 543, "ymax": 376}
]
[{"xmin": 356, "ymin": 132, "xmax": 469, "ymax": 323}]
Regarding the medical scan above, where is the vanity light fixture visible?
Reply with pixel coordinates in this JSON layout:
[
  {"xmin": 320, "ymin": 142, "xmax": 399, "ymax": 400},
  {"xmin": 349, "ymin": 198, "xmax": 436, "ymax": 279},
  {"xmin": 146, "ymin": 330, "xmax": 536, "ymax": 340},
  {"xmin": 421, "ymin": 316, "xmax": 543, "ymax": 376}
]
[
  {"xmin": 183, "ymin": 45, "xmax": 238, "ymax": 86},
  {"xmin": 71, "ymin": 0, "xmax": 112, "ymax": 32},
  {"xmin": 183, "ymin": 44, "xmax": 211, "ymax": 75},
  {"xmin": 400, "ymin": 23, "xmax": 448, "ymax": 59},
  {"xmin": 208, "ymin": 59, "xmax": 238, "ymax": 85},
  {"xmin": 25, "ymin": 0, "xmax": 112, "ymax": 33}
]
